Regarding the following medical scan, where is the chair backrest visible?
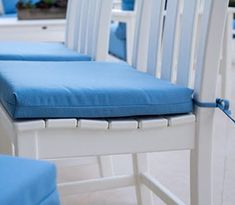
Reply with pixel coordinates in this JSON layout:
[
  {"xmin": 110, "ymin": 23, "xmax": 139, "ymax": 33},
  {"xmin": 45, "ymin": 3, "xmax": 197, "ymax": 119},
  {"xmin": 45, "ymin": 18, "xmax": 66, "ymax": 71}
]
[
  {"xmin": 132, "ymin": 0, "xmax": 228, "ymax": 103},
  {"xmin": 66, "ymin": 0, "xmax": 113, "ymax": 61}
]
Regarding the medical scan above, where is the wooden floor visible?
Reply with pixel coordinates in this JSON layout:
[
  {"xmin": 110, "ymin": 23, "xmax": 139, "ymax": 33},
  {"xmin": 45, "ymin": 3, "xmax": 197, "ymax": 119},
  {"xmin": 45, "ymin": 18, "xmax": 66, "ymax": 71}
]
[{"xmin": 58, "ymin": 66, "xmax": 235, "ymax": 205}]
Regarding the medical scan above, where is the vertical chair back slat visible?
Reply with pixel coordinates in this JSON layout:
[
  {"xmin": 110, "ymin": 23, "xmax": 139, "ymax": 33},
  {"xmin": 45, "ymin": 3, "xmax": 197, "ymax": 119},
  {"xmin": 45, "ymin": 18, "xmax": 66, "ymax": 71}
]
[
  {"xmin": 161, "ymin": 0, "xmax": 179, "ymax": 81},
  {"xmin": 132, "ymin": 0, "xmax": 152, "ymax": 72},
  {"xmin": 146, "ymin": 0, "xmax": 165, "ymax": 76},
  {"xmin": 88, "ymin": 0, "xmax": 102, "ymax": 59},
  {"xmin": 72, "ymin": 0, "xmax": 84, "ymax": 50},
  {"xmin": 94, "ymin": 0, "xmax": 113, "ymax": 60},
  {"xmin": 79, "ymin": 0, "xmax": 90, "ymax": 54},
  {"xmin": 76, "ymin": 0, "xmax": 87, "ymax": 53},
  {"xmin": 176, "ymin": 0, "xmax": 199, "ymax": 86},
  {"xmin": 73, "ymin": 0, "xmax": 112, "ymax": 60},
  {"xmin": 87, "ymin": 0, "xmax": 99, "ymax": 57},
  {"xmin": 65, "ymin": 0, "xmax": 81, "ymax": 49}
]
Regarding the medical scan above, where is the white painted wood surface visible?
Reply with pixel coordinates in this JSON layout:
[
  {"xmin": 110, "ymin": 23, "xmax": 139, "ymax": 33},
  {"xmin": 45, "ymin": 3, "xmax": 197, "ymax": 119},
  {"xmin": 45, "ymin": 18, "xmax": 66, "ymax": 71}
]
[
  {"xmin": 221, "ymin": 8, "xmax": 233, "ymax": 99},
  {"xmin": 133, "ymin": 154, "xmax": 153, "ymax": 205},
  {"xmin": 161, "ymin": 0, "xmax": 179, "ymax": 81},
  {"xmin": 0, "ymin": 18, "xmax": 65, "ymax": 42},
  {"xmin": 59, "ymin": 174, "xmax": 135, "ymax": 196},
  {"xmin": 141, "ymin": 173, "xmax": 186, "ymax": 205}
]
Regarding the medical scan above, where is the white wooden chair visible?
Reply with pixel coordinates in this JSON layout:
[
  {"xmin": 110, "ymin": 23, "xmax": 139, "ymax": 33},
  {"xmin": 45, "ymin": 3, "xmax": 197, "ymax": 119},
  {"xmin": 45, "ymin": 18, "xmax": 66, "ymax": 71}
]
[
  {"xmin": 0, "ymin": 0, "xmax": 114, "ymax": 176},
  {"xmin": 0, "ymin": 0, "xmax": 229, "ymax": 205}
]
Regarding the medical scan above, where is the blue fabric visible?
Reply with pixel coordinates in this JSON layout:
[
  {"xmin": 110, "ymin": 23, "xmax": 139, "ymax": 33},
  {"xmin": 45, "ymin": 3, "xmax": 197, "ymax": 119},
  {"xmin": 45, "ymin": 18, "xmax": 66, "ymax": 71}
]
[
  {"xmin": 0, "ymin": 155, "xmax": 60, "ymax": 205},
  {"xmin": 233, "ymin": 20, "xmax": 235, "ymax": 30},
  {"xmin": 0, "ymin": 13, "xmax": 17, "ymax": 18},
  {"xmin": 122, "ymin": 0, "xmax": 135, "ymax": 10},
  {"xmin": 2, "ymin": 0, "xmax": 39, "ymax": 14},
  {"xmin": 2, "ymin": 0, "xmax": 18, "ymax": 14},
  {"xmin": 109, "ymin": 23, "xmax": 127, "ymax": 60},
  {"xmin": 0, "ymin": 61, "xmax": 193, "ymax": 119},
  {"xmin": 115, "ymin": 0, "xmax": 135, "ymax": 40},
  {"xmin": 194, "ymin": 98, "xmax": 235, "ymax": 124},
  {"xmin": 0, "ymin": 41, "xmax": 91, "ymax": 61}
]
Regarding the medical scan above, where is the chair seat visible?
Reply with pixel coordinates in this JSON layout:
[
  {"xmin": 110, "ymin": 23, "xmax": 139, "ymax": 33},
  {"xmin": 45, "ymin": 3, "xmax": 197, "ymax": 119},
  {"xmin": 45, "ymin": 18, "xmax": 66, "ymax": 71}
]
[
  {"xmin": 109, "ymin": 23, "xmax": 127, "ymax": 60},
  {"xmin": 0, "ymin": 155, "xmax": 60, "ymax": 205},
  {"xmin": 0, "ymin": 61, "xmax": 193, "ymax": 119},
  {"xmin": 0, "ymin": 42, "xmax": 91, "ymax": 61}
]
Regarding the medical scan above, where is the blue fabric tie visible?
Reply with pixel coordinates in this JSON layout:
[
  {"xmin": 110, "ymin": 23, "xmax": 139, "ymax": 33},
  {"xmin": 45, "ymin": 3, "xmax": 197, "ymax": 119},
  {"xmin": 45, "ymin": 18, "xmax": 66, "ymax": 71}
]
[{"xmin": 194, "ymin": 98, "xmax": 235, "ymax": 124}]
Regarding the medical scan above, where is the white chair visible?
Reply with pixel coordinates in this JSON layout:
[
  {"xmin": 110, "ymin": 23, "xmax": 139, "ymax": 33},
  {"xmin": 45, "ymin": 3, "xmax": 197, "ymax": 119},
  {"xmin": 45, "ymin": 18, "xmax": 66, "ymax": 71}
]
[
  {"xmin": 0, "ymin": 0, "xmax": 229, "ymax": 205},
  {"xmin": 0, "ymin": 0, "xmax": 114, "ymax": 176}
]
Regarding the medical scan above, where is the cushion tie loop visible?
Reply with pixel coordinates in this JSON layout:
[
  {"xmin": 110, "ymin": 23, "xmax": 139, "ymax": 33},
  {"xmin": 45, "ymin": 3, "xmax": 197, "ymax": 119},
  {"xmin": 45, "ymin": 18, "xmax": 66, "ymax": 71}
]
[{"xmin": 194, "ymin": 98, "xmax": 235, "ymax": 125}]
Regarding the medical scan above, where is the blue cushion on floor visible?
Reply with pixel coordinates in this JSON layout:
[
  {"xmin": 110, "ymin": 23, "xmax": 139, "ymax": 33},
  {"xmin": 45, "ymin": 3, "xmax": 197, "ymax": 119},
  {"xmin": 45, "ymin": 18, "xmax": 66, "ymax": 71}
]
[
  {"xmin": 109, "ymin": 23, "xmax": 127, "ymax": 60},
  {"xmin": 0, "ymin": 41, "xmax": 92, "ymax": 61},
  {"xmin": 0, "ymin": 61, "xmax": 193, "ymax": 119},
  {"xmin": 0, "ymin": 155, "xmax": 60, "ymax": 205}
]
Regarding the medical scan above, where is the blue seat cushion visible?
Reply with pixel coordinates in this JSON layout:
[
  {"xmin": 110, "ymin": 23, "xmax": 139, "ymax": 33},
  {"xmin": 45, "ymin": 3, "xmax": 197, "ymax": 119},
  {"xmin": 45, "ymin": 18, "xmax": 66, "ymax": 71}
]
[
  {"xmin": 0, "ymin": 61, "xmax": 193, "ymax": 119},
  {"xmin": 0, "ymin": 155, "xmax": 60, "ymax": 205},
  {"xmin": 115, "ymin": 0, "xmax": 135, "ymax": 40},
  {"xmin": 0, "ymin": 41, "xmax": 92, "ymax": 61},
  {"xmin": 109, "ymin": 23, "xmax": 127, "ymax": 60}
]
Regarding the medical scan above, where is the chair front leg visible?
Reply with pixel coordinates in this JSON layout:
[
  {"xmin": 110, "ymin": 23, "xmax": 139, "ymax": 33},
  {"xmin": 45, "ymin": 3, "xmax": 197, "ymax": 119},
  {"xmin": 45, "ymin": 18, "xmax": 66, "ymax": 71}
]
[
  {"xmin": 132, "ymin": 153, "xmax": 153, "ymax": 205},
  {"xmin": 190, "ymin": 109, "xmax": 214, "ymax": 205}
]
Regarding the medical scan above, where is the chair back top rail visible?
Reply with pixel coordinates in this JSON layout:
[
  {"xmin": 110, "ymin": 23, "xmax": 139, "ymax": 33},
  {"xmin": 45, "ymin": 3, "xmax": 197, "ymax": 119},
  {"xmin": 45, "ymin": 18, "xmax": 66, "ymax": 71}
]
[
  {"xmin": 66, "ymin": 0, "xmax": 113, "ymax": 61},
  {"xmin": 132, "ymin": 0, "xmax": 228, "ymax": 102}
]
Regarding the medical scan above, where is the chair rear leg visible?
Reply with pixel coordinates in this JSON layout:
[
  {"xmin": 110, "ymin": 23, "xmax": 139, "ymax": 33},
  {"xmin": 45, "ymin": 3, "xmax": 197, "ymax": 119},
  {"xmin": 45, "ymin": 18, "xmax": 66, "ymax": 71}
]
[
  {"xmin": 98, "ymin": 156, "xmax": 114, "ymax": 177},
  {"xmin": 132, "ymin": 153, "xmax": 153, "ymax": 205},
  {"xmin": 190, "ymin": 109, "xmax": 214, "ymax": 205}
]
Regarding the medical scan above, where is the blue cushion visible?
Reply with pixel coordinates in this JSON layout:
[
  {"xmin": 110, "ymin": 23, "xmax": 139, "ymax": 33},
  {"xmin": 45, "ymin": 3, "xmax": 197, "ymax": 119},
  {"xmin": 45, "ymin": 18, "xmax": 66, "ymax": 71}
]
[
  {"xmin": 115, "ymin": 0, "xmax": 135, "ymax": 40},
  {"xmin": 109, "ymin": 23, "xmax": 127, "ymax": 60},
  {"xmin": 0, "ymin": 13, "xmax": 17, "ymax": 18},
  {"xmin": 2, "ymin": 0, "xmax": 39, "ymax": 14},
  {"xmin": 0, "ymin": 41, "xmax": 91, "ymax": 61},
  {"xmin": 0, "ymin": 155, "xmax": 60, "ymax": 205},
  {"xmin": 0, "ymin": 61, "xmax": 193, "ymax": 119},
  {"xmin": 1, "ymin": 0, "xmax": 18, "ymax": 14},
  {"xmin": 122, "ymin": 0, "xmax": 135, "ymax": 10}
]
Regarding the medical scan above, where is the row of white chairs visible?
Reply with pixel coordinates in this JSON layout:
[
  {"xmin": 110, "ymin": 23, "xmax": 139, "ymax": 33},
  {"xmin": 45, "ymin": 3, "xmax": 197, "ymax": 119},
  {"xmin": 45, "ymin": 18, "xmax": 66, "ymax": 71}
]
[{"xmin": 0, "ymin": 0, "xmax": 229, "ymax": 205}]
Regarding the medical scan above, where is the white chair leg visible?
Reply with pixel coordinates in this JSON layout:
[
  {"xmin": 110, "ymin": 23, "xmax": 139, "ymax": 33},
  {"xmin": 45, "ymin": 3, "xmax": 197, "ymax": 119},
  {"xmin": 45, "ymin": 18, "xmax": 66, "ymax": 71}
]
[
  {"xmin": 190, "ymin": 109, "xmax": 214, "ymax": 205},
  {"xmin": 98, "ymin": 156, "xmax": 114, "ymax": 177},
  {"xmin": 132, "ymin": 153, "xmax": 153, "ymax": 205}
]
